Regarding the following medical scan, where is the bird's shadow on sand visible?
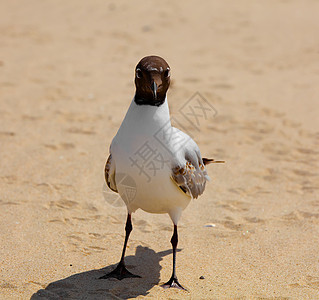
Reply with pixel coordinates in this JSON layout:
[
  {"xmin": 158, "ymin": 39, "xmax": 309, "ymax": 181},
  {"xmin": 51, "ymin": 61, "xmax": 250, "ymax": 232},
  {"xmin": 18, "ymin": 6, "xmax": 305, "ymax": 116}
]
[{"xmin": 31, "ymin": 246, "xmax": 180, "ymax": 300}]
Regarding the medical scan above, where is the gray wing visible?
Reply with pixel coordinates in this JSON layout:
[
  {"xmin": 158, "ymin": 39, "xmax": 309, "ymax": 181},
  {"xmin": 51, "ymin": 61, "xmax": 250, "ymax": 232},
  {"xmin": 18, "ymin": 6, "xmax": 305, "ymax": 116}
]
[
  {"xmin": 170, "ymin": 130, "xmax": 210, "ymax": 199},
  {"xmin": 105, "ymin": 153, "xmax": 117, "ymax": 193}
]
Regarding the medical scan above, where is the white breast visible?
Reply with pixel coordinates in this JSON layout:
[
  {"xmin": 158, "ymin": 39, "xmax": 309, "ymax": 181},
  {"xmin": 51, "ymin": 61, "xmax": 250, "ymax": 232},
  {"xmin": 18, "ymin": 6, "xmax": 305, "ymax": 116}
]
[{"xmin": 110, "ymin": 98, "xmax": 191, "ymax": 223}]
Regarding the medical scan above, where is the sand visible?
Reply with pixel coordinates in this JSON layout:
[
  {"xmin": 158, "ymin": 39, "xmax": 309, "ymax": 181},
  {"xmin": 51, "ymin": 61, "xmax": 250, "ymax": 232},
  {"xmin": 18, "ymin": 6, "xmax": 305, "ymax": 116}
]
[{"xmin": 1, "ymin": 0, "xmax": 319, "ymax": 299}]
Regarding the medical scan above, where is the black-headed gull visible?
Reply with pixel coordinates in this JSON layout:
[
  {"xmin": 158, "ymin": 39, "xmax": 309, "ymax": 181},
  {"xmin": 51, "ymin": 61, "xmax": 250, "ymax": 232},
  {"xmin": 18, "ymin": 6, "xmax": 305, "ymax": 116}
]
[{"xmin": 100, "ymin": 56, "xmax": 223, "ymax": 289}]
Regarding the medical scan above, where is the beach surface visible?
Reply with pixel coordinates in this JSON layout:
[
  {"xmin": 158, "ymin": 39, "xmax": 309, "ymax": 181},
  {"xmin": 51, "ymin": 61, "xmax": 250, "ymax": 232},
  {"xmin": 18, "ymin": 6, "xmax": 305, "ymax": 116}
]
[{"xmin": 1, "ymin": 0, "xmax": 319, "ymax": 299}]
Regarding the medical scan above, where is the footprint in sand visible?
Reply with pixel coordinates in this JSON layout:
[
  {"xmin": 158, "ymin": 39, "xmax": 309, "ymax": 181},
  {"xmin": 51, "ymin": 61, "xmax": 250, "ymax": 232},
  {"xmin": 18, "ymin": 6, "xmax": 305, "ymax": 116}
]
[
  {"xmin": 281, "ymin": 210, "xmax": 319, "ymax": 225},
  {"xmin": 50, "ymin": 199, "xmax": 79, "ymax": 210},
  {"xmin": 289, "ymin": 275, "xmax": 319, "ymax": 290},
  {"xmin": 215, "ymin": 199, "xmax": 250, "ymax": 212},
  {"xmin": 244, "ymin": 217, "xmax": 265, "ymax": 224},
  {"xmin": 66, "ymin": 127, "xmax": 96, "ymax": 135},
  {"xmin": 134, "ymin": 219, "xmax": 152, "ymax": 233},
  {"xmin": 0, "ymin": 131, "xmax": 15, "ymax": 137},
  {"xmin": 0, "ymin": 175, "xmax": 18, "ymax": 184},
  {"xmin": 44, "ymin": 143, "xmax": 75, "ymax": 150}
]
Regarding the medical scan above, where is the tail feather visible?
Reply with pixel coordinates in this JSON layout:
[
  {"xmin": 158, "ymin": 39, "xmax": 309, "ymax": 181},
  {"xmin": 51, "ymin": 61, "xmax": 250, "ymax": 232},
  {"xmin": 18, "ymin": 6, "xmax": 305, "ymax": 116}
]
[{"xmin": 203, "ymin": 158, "xmax": 225, "ymax": 165}]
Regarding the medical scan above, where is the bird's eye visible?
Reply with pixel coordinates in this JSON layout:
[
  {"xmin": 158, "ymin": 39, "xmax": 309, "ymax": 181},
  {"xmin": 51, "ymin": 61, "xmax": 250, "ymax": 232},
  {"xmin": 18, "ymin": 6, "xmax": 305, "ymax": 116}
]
[
  {"xmin": 164, "ymin": 68, "xmax": 170, "ymax": 78},
  {"xmin": 136, "ymin": 68, "xmax": 143, "ymax": 78}
]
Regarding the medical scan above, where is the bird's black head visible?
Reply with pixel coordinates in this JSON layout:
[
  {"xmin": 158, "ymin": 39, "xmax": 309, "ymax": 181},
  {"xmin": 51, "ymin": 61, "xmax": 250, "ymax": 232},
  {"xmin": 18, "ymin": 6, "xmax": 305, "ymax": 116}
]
[{"xmin": 134, "ymin": 56, "xmax": 170, "ymax": 107}]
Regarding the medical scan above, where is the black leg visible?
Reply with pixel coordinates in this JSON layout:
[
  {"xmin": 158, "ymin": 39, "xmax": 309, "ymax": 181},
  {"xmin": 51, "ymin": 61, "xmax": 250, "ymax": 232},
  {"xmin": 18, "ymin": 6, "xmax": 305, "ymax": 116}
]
[
  {"xmin": 99, "ymin": 214, "xmax": 141, "ymax": 280},
  {"xmin": 161, "ymin": 225, "xmax": 186, "ymax": 290}
]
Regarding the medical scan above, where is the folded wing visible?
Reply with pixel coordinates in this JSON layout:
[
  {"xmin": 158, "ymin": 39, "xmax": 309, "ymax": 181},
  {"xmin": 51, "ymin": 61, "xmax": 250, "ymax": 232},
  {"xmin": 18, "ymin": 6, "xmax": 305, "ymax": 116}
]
[
  {"xmin": 171, "ymin": 157, "xmax": 209, "ymax": 199},
  {"xmin": 105, "ymin": 153, "xmax": 118, "ymax": 193}
]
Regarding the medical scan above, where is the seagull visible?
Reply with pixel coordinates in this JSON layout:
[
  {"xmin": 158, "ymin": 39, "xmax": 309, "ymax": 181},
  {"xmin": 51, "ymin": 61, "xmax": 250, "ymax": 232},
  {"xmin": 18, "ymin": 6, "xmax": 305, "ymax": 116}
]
[{"xmin": 100, "ymin": 56, "xmax": 224, "ymax": 289}]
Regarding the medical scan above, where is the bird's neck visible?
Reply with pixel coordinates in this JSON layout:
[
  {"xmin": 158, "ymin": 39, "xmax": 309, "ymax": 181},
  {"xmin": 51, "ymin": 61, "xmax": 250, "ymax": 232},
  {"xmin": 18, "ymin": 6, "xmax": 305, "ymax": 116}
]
[
  {"xmin": 130, "ymin": 96, "xmax": 170, "ymax": 127},
  {"xmin": 117, "ymin": 97, "xmax": 171, "ymax": 137}
]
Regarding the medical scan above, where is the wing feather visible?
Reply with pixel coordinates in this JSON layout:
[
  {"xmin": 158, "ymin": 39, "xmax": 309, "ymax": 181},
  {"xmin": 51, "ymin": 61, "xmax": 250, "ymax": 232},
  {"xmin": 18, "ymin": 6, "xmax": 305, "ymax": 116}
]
[
  {"xmin": 171, "ymin": 160, "xmax": 209, "ymax": 199},
  {"xmin": 105, "ymin": 154, "xmax": 118, "ymax": 193}
]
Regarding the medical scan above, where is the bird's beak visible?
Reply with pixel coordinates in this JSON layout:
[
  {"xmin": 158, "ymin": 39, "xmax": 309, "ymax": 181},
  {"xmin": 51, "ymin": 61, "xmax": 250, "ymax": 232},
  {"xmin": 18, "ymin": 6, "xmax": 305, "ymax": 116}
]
[{"xmin": 151, "ymin": 81, "xmax": 157, "ymax": 100}]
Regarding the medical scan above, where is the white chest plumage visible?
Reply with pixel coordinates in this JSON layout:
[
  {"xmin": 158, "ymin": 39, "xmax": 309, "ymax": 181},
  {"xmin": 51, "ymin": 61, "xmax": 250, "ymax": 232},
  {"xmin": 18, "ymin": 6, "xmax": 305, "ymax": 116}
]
[{"xmin": 111, "ymin": 98, "xmax": 190, "ymax": 223}]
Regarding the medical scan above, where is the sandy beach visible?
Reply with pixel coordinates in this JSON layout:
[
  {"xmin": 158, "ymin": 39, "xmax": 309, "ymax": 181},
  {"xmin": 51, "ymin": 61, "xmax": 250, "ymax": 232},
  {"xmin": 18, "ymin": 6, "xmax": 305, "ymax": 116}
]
[{"xmin": 1, "ymin": 0, "xmax": 319, "ymax": 299}]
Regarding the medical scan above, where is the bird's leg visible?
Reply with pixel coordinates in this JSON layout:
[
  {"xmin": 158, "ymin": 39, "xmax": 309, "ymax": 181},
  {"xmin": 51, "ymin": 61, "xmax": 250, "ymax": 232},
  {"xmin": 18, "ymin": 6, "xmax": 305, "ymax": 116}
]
[
  {"xmin": 162, "ymin": 224, "xmax": 186, "ymax": 290},
  {"xmin": 99, "ymin": 213, "xmax": 141, "ymax": 280}
]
